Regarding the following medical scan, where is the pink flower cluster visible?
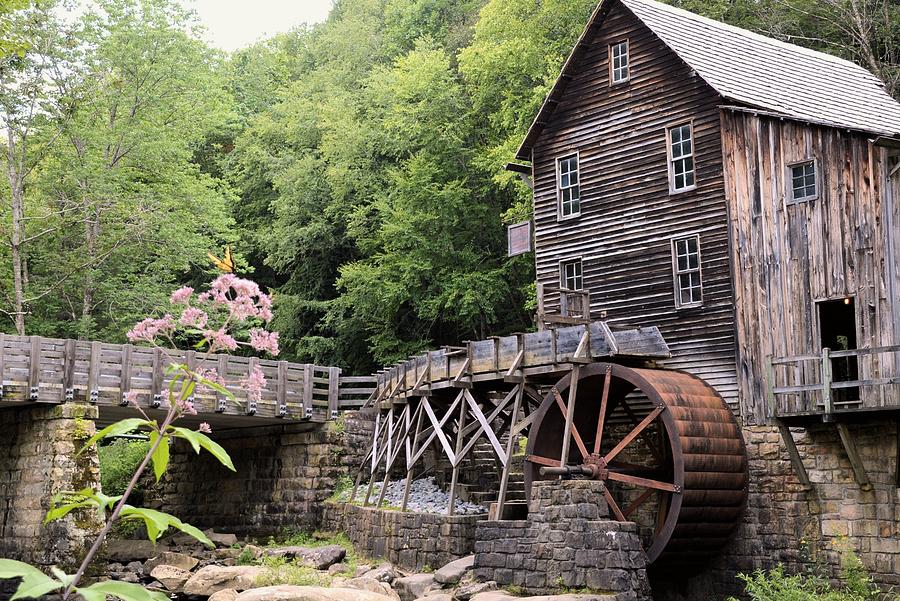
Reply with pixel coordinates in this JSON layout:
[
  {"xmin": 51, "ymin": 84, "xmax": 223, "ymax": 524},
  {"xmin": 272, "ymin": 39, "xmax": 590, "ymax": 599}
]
[
  {"xmin": 203, "ymin": 328, "xmax": 238, "ymax": 353},
  {"xmin": 179, "ymin": 307, "xmax": 208, "ymax": 328},
  {"xmin": 127, "ymin": 315, "xmax": 176, "ymax": 343},
  {"xmin": 194, "ymin": 367, "xmax": 226, "ymax": 396},
  {"xmin": 241, "ymin": 365, "xmax": 266, "ymax": 404},
  {"xmin": 170, "ymin": 286, "xmax": 194, "ymax": 305},
  {"xmin": 249, "ymin": 328, "xmax": 279, "ymax": 356},
  {"xmin": 200, "ymin": 274, "xmax": 273, "ymax": 323}
]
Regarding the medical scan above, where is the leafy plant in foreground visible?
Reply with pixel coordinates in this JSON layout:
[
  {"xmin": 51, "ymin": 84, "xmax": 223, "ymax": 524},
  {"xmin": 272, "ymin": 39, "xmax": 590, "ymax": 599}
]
[{"xmin": 0, "ymin": 274, "xmax": 279, "ymax": 601}]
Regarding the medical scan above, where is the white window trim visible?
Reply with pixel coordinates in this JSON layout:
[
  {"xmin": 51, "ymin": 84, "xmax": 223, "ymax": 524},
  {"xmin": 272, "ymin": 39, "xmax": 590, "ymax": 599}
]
[
  {"xmin": 786, "ymin": 158, "xmax": 819, "ymax": 204},
  {"xmin": 609, "ymin": 39, "xmax": 630, "ymax": 85},
  {"xmin": 556, "ymin": 151, "xmax": 581, "ymax": 221},
  {"xmin": 671, "ymin": 234, "xmax": 703, "ymax": 308},
  {"xmin": 559, "ymin": 257, "xmax": 584, "ymax": 291},
  {"xmin": 666, "ymin": 121, "xmax": 697, "ymax": 195}
]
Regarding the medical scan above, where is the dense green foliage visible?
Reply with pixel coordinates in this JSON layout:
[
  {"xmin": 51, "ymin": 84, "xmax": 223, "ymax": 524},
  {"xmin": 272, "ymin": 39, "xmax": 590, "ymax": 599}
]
[
  {"xmin": 98, "ymin": 439, "xmax": 150, "ymax": 496},
  {"xmin": 2, "ymin": 0, "xmax": 898, "ymax": 372},
  {"xmin": 728, "ymin": 550, "xmax": 887, "ymax": 601}
]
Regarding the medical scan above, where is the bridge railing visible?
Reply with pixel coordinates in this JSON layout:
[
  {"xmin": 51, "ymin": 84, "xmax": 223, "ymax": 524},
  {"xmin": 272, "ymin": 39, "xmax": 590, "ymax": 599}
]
[{"xmin": 0, "ymin": 334, "xmax": 370, "ymax": 421}]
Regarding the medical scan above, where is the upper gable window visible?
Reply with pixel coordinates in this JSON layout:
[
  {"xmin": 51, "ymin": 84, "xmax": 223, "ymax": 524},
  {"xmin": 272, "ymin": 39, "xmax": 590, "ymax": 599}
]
[
  {"xmin": 667, "ymin": 123, "xmax": 696, "ymax": 193},
  {"xmin": 789, "ymin": 160, "xmax": 818, "ymax": 202},
  {"xmin": 610, "ymin": 40, "xmax": 630, "ymax": 84},
  {"xmin": 557, "ymin": 154, "xmax": 581, "ymax": 219}
]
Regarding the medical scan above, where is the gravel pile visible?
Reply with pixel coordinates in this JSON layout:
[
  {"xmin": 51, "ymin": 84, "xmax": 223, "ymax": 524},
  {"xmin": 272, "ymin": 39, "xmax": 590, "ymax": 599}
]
[{"xmin": 338, "ymin": 476, "xmax": 487, "ymax": 515}]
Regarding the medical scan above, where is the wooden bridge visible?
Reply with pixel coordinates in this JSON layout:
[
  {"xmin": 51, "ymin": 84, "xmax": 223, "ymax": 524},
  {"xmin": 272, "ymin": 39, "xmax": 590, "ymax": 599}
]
[{"xmin": 0, "ymin": 334, "xmax": 375, "ymax": 428}]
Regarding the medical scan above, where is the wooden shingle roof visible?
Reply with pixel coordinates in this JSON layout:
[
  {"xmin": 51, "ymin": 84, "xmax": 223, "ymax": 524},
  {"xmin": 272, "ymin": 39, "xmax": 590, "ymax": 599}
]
[{"xmin": 516, "ymin": 0, "xmax": 900, "ymax": 160}]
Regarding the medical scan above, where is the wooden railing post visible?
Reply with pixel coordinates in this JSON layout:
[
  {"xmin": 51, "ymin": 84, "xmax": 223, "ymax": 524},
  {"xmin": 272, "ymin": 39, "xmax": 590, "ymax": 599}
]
[
  {"xmin": 246, "ymin": 357, "xmax": 259, "ymax": 415},
  {"xmin": 151, "ymin": 347, "xmax": 163, "ymax": 408},
  {"xmin": 327, "ymin": 366, "xmax": 340, "ymax": 419},
  {"xmin": 28, "ymin": 336, "xmax": 41, "ymax": 401},
  {"xmin": 822, "ymin": 347, "xmax": 833, "ymax": 421},
  {"xmin": 119, "ymin": 343, "xmax": 133, "ymax": 406},
  {"xmin": 88, "ymin": 341, "xmax": 101, "ymax": 404},
  {"xmin": 302, "ymin": 364, "xmax": 314, "ymax": 419},
  {"xmin": 765, "ymin": 356, "xmax": 777, "ymax": 420},
  {"xmin": 62, "ymin": 339, "xmax": 75, "ymax": 402},
  {"xmin": 277, "ymin": 360, "xmax": 288, "ymax": 417}
]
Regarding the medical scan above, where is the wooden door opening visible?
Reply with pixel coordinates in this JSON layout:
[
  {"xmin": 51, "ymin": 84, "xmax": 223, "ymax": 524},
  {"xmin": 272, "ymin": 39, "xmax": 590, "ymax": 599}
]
[{"xmin": 818, "ymin": 297, "xmax": 859, "ymax": 402}]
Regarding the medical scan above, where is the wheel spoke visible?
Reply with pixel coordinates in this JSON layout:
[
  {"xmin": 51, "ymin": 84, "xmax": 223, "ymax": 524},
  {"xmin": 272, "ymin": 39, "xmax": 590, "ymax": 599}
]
[
  {"xmin": 606, "ymin": 470, "xmax": 678, "ymax": 493},
  {"xmin": 603, "ymin": 487, "xmax": 626, "ymax": 521},
  {"xmin": 604, "ymin": 404, "xmax": 665, "ymax": 464},
  {"xmin": 622, "ymin": 488, "xmax": 655, "ymax": 518},
  {"xmin": 593, "ymin": 365, "xmax": 613, "ymax": 455},
  {"xmin": 553, "ymin": 388, "xmax": 589, "ymax": 459},
  {"xmin": 526, "ymin": 453, "xmax": 567, "ymax": 468}
]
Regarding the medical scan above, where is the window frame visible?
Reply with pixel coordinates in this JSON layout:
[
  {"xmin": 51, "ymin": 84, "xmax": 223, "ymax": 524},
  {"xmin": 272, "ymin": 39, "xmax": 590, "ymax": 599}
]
[
  {"xmin": 786, "ymin": 158, "xmax": 819, "ymax": 203},
  {"xmin": 666, "ymin": 121, "xmax": 697, "ymax": 195},
  {"xmin": 556, "ymin": 152, "xmax": 582, "ymax": 221},
  {"xmin": 670, "ymin": 234, "xmax": 703, "ymax": 308},
  {"xmin": 609, "ymin": 39, "xmax": 630, "ymax": 85},
  {"xmin": 559, "ymin": 257, "xmax": 584, "ymax": 292}
]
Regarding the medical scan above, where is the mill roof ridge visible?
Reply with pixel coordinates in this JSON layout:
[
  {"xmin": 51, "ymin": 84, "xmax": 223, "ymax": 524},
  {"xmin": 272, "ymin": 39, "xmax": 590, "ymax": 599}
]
[{"xmin": 516, "ymin": 0, "xmax": 900, "ymax": 160}]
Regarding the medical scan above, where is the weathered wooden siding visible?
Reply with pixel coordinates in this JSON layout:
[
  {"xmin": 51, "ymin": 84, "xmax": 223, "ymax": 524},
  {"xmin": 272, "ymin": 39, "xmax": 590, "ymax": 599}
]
[
  {"xmin": 721, "ymin": 110, "xmax": 900, "ymax": 423},
  {"xmin": 530, "ymin": 1, "xmax": 739, "ymax": 410}
]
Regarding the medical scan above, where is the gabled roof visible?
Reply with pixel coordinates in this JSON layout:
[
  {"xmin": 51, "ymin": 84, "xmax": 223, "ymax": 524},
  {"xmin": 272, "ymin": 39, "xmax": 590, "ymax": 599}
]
[{"xmin": 516, "ymin": 0, "xmax": 900, "ymax": 160}]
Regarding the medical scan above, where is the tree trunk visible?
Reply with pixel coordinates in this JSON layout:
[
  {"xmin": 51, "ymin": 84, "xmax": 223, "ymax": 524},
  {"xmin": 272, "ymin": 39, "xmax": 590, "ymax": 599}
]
[
  {"xmin": 80, "ymin": 196, "xmax": 100, "ymax": 338},
  {"xmin": 6, "ymin": 128, "xmax": 27, "ymax": 335}
]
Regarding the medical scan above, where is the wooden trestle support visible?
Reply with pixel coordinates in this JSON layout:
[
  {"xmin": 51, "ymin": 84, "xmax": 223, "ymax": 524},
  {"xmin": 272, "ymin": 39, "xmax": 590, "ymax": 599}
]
[{"xmin": 350, "ymin": 322, "xmax": 747, "ymax": 568}]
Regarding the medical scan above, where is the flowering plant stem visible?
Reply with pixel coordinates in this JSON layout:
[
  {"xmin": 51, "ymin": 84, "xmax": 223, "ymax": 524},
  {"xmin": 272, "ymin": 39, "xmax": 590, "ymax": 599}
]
[{"xmin": 62, "ymin": 410, "xmax": 178, "ymax": 600}]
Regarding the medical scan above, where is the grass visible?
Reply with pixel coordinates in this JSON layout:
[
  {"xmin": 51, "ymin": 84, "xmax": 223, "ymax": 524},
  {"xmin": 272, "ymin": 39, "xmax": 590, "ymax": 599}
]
[{"xmin": 248, "ymin": 529, "xmax": 374, "ymax": 582}]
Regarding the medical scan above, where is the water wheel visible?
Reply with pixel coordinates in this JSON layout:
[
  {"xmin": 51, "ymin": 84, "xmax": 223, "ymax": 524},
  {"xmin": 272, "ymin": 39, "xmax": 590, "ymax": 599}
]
[{"xmin": 523, "ymin": 362, "xmax": 747, "ymax": 570}]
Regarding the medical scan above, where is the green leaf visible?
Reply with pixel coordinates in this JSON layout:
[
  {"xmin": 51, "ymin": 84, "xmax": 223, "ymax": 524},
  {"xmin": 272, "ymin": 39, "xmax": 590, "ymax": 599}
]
[
  {"xmin": 0, "ymin": 561, "xmax": 63, "ymax": 600},
  {"xmin": 197, "ymin": 375, "xmax": 233, "ymax": 399},
  {"xmin": 148, "ymin": 431, "xmax": 170, "ymax": 482},
  {"xmin": 78, "ymin": 418, "xmax": 154, "ymax": 455},
  {"xmin": 45, "ymin": 489, "xmax": 123, "ymax": 524},
  {"xmin": 169, "ymin": 427, "xmax": 235, "ymax": 471},
  {"xmin": 118, "ymin": 506, "xmax": 214, "ymax": 548},
  {"xmin": 77, "ymin": 580, "xmax": 169, "ymax": 601}
]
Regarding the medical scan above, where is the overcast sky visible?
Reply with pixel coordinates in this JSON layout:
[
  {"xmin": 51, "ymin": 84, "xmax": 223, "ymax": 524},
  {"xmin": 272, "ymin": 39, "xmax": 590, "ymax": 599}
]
[{"xmin": 187, "ymin": 0, "xmax": 333, "ymax": 51}]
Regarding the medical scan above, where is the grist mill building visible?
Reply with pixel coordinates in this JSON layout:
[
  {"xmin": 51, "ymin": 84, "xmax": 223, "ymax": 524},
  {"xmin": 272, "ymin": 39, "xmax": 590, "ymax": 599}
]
[{"xmin": 505, "ymin": 0, "xmax": 900, "ymax": 594}]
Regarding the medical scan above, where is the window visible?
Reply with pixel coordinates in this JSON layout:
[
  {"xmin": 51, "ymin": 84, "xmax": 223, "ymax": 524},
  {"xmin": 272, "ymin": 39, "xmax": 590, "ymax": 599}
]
[
  {"xmin": 560, "ymin": 258, "xmax": 583, "ymax": 291},
  {"xmin": 789, "ymin": 160, "xmax": 817, "ymax": 202},
  {"xmin": 610, "ymin": 40, "xmax": 629, "ymax": 83},
  {"xmin": 672, "ymin": 235, "xmax": 702, "ymax": 307},
  {"xmin": 557, "ymin": 154, "xmax": 580, "ymax": 218},
  {"xmin": 667, "ymin": 123, "xmax": 696, "ymax": 192}
]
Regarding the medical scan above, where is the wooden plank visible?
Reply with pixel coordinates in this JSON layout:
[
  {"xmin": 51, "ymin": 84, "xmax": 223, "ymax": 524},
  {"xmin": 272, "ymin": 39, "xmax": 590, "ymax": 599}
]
[
  {"xmin": 216, "ymin": 355, "xmax": 228, "ymax": 412},
  {"xmin": 302, "ymin": 364, "xmax": 314, "ymax": 419},
  {"xmin": 62, "ymin": 339, "xmax": 76, "ymax": 401},
  {"xmin": 836, "ymin": 422, "xmax": 873, "ymax": 490},
  {"xmin": 277, "ymin": 360, "xmax": 287, "ymax": 417},
  {"xmin": 776, "ymin": 420, "xmax": 811, "ymax": 488},
  {"xmin": 150, "ymin": 347, "xmax": 164, "ymax": 408}
]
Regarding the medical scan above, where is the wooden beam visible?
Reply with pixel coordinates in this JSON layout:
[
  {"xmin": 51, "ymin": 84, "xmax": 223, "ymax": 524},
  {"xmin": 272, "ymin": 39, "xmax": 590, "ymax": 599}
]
[
  {"xmin": 836, "ymin": 422, "xmax": 872, "ymax": 490},
  {"xmin": 28, "ymin": 336, "xmax": 40, "ymax": 401},
  {"xmin": 776, "ymin": 420, "xmax": 811, "ymax": 488},
  {"xmin": 120, "ymin": 344, "xmax": 133, "ymax": 406}
]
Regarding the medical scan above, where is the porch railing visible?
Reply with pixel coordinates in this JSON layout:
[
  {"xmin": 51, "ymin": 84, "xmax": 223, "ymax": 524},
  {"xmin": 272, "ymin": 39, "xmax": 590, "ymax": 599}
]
[{"xmin": 766, "ymin": 345, "xmax": 900, "ymax": 419}]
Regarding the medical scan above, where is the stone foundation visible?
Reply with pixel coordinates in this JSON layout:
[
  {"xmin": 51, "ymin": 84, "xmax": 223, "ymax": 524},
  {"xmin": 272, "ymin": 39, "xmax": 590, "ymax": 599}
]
[
  {"xmin": 321, "ymin": 502, "xmax": 484, "ymax": 570},
  {"xmin": 654, "ymin": 421, "xmax": 900, "ymax": 600},
  {"xmin": 149, "ymin": 411, "xmax": 374, "ymax": 536},
  {"xmin": 474, "ymin": 480, "xmax": 651, "ymax": 600},
  {"xmin": 0, "ymin": 403, "xmax": 103, "ymax": 569}
]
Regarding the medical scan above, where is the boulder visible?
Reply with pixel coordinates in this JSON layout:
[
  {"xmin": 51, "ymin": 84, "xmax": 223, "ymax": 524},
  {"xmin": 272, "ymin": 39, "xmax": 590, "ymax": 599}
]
[
  {"xmin": 183, "ymin": 565, "xmax": 266, "ymax": 596},
  {"xmin": 329, "ymin": 564, "xmax": 353, "ymax": 576},
  {"xmin": 265, "ymin": 545, "xmax": 346, "ymax": 570},
  {"xmin": 434, "ymin": 557, "xmax": 474, "ymax": 586},
  {"xmin": 452, "ymin": 582, "xmax": 497, "ymax": 601},
  {"xmin": 110, "ymin": 572, "xmax": 140, "ymax": 584},
  {"xmin": 419, "ymin": 595, "xmax": 452, "ymax": 601},
  {"xmin": 393, "ymin": 574, "xmax": 436, "ymax": 601},
  {"xmin": 234, "ymin": 586, "xmax": 395, "ymax": 601},
  {"xmin": 345, "ymin": 577, "xmax": 400, "ymax": 601},
  {"xmin": 105, "ymin": 540, "xmax": 159, "ymax": 563},
  {"xmin": 244, "ymin": 545, "xmax": 266, "ymax": 560},
  {"xmin": 145, "ymin": 551, "xmax": 199, "ymax": 573},
  {"xmin": 217, "ymin": 548, "xmax": 244, "ymax": 560},
  {"xmin": 150, "ymin": 565, "xmax": 191, "ymax": 592},
  {"xmin": 362, "ymin": 564, "xmax": 396, "ymax": 583},
  {"xmin": 209, "ymin": 589, "xmax": 241, "ymax": 601},
  {"xmin": 124, "ymin": 561, "xmax": 145, "ymax": 576},
  {"xmin": 469, "ymin": 594, "xmax": 617, "ymax": 601},
  {"xmin": 205, "ymin": 530, "xmax": 239, "ymax": 548}
]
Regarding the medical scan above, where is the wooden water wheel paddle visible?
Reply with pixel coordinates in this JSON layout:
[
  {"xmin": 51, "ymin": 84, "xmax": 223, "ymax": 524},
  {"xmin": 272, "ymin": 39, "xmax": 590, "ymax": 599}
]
[{"xmin": 523, "ymin": 362, "xmax": 748, "ymax": 570}]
